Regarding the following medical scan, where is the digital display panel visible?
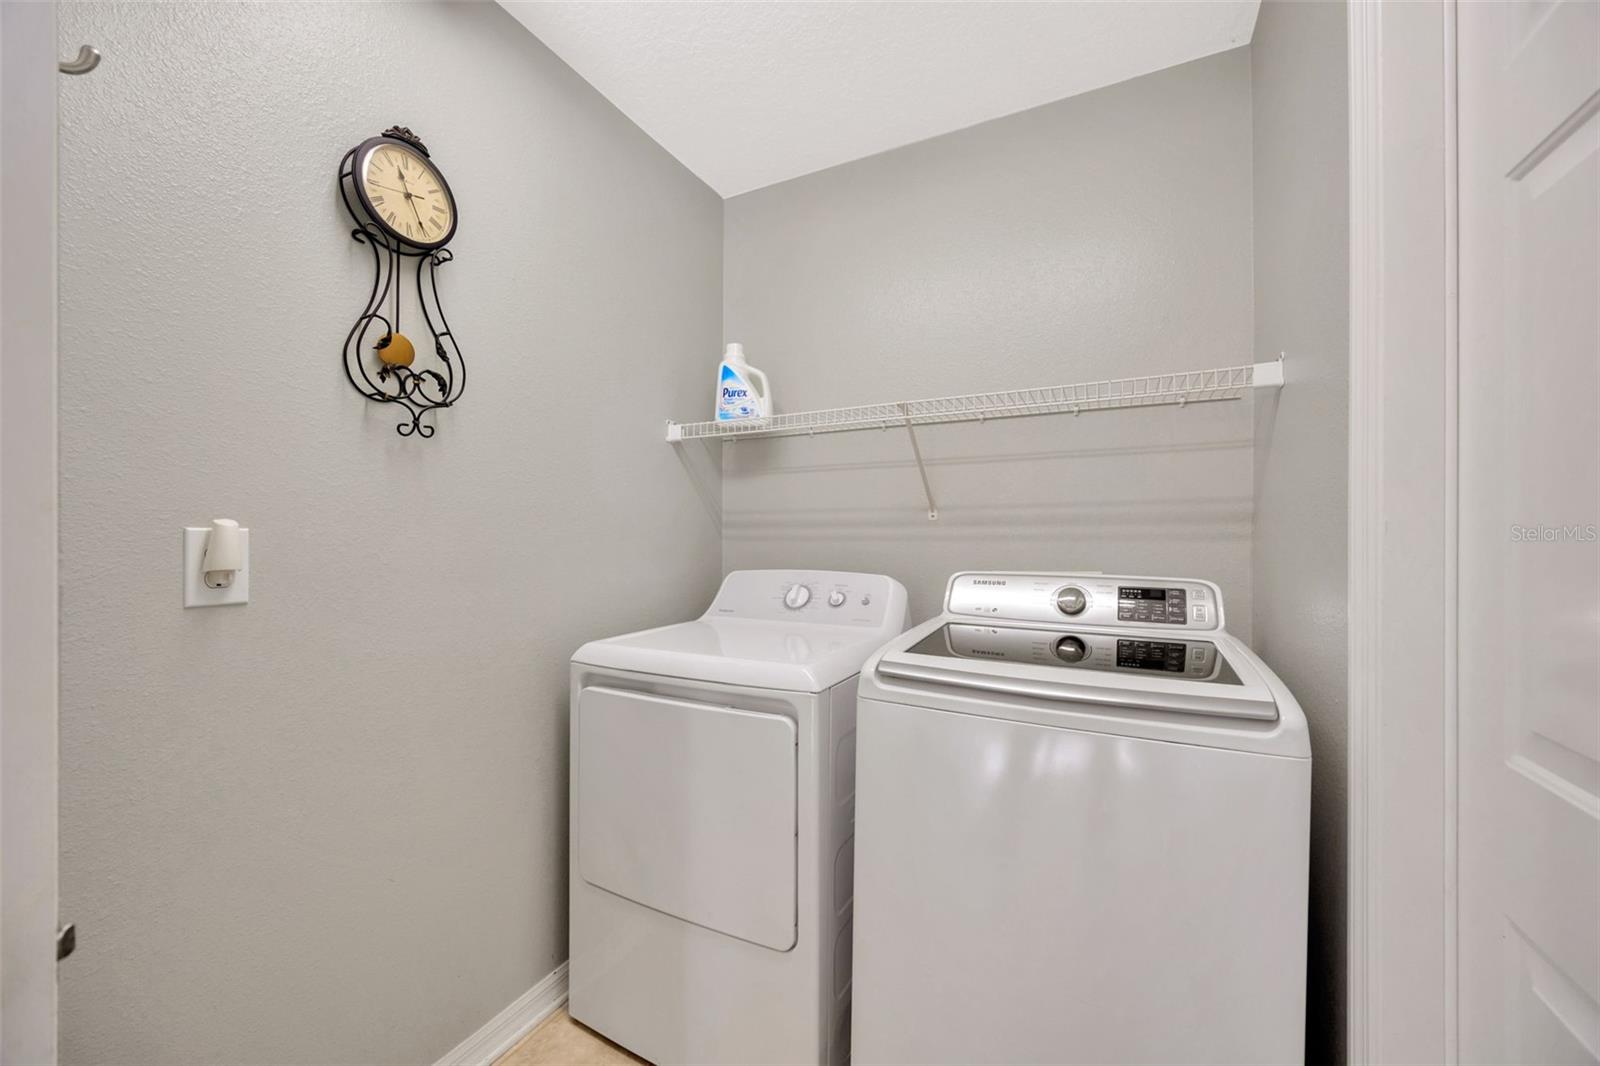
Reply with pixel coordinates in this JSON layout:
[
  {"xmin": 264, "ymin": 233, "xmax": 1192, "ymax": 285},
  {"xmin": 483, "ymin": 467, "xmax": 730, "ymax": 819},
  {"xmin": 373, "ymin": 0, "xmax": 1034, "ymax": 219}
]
[
  {"xmin": 1118, "ymin": 586, "xmax": 1187, "ymax": 624},
  {"xmin": 1117, "ymin": 639, "xmax": 1189, "ymax": 673}
]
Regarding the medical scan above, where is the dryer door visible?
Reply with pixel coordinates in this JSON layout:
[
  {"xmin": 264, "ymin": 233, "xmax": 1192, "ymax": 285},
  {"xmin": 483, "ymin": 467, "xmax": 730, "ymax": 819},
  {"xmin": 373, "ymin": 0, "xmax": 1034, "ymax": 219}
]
[{"xmin": 576, "ymin": 686, "xmax": 798, "ymax": 951}]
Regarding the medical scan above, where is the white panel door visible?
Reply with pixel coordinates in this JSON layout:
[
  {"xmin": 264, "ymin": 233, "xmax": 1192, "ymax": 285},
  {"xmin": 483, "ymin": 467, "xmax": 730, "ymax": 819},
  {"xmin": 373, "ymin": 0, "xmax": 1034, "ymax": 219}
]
[
  {"xmin": 576, "ymin": 686, "xmax": 798, "ymax": 951},
  {"xmin": 1459, "ymin": 3, "xmax": 1600, "ymax": 1063}
]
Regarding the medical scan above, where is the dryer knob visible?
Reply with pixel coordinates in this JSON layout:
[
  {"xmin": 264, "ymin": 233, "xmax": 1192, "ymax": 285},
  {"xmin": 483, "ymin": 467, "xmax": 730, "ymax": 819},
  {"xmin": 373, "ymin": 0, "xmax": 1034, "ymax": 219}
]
[
  {"xmin": 783, "ymin": 584, "xmax": 811, "ymax": 609},
  {"xmin": 827, "ymin": 590, "xmax": 847, "ymax": 607},
  {"xmin": 1054, "ymin": 636, "xmax": 1089, "ymax": 663},
  {"xmin": 1055, "ymin": 586, "xmax": 1088, "ymax": 615}
]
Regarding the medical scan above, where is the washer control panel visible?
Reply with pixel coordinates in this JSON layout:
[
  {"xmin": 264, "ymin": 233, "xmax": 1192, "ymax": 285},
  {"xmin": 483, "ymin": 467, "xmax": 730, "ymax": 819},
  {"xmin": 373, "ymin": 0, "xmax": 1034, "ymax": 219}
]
[
  {"xmin": 946, "ymin": 572, "xmax": 1223, "ymax": 632},
  {"xmin": 707, "ymin": 569, "xmax": 905, "ymax": 629}
]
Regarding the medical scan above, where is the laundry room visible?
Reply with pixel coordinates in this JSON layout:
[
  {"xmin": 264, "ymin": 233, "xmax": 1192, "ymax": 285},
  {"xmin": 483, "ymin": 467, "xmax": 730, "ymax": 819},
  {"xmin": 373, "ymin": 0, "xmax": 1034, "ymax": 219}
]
[{"xmin": 3, "ymin": 2, "xmax": 1593, "ymax": 1066}]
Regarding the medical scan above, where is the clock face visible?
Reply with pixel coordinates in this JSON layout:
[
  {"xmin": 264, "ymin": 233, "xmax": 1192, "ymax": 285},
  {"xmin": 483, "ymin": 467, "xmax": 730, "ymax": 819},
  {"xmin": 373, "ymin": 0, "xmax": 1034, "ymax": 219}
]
[{"xmin": 356, "ymin": 139, "xmax": 456, "ymax": 249}]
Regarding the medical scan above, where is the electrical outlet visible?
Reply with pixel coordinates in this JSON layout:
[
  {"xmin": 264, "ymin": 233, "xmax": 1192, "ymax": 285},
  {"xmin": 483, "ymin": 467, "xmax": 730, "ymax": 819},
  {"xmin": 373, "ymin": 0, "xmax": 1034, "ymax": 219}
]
[{"xmin": 183, "ymin": 526, "xmax": 250, "ymax": 607}]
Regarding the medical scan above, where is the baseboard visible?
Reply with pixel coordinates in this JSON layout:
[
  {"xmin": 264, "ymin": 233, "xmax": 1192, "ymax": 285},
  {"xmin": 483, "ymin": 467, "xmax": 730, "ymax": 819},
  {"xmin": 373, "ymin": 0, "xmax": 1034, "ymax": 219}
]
[{"xmin": 435, "ymin": 961, "xmax": 569, "ymax": 1066}]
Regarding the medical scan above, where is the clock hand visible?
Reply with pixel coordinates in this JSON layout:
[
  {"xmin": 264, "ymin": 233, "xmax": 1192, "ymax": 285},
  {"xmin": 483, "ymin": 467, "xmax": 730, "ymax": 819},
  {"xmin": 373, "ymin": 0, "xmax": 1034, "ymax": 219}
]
[{"xmin": 395, "ymin": 175, "xmax": 426, "ymax": 229}]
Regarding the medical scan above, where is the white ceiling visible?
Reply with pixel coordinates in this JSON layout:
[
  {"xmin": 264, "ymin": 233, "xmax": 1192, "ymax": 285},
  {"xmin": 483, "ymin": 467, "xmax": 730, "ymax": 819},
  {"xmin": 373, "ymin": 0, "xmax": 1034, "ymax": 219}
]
[{"xmin": 499, "ymin": 1, "xmax": 1260, "ymax": 198}]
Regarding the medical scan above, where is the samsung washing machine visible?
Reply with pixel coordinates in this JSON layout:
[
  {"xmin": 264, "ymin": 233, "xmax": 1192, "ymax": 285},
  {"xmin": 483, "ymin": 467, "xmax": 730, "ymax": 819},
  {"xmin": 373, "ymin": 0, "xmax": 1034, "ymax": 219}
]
[
  {"xmin": 851, "ymin": 571, "xmax": 1311, "ymax": 1065},
  {"xmin": 569, "ymin": 569, "xmax": 909, "ymax": 1066}
]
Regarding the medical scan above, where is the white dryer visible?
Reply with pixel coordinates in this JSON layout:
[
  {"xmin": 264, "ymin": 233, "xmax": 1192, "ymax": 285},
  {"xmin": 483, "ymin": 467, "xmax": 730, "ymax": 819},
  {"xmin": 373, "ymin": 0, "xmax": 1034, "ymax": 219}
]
[
  {"xmin": 851, "ymin": 572, "xmax": 1311, "ymax": 1065},
  {"xmin": 569, "ymin": 569, "xmax": 909, "ymax": 1066}
]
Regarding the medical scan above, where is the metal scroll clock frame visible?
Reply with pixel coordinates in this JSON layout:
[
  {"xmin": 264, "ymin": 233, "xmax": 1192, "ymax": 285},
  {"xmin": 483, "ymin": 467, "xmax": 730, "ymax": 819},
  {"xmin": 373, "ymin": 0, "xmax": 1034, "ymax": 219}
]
[{"xmin": 338, "ymin": 126, "xmax": 464, "ymax": 438}]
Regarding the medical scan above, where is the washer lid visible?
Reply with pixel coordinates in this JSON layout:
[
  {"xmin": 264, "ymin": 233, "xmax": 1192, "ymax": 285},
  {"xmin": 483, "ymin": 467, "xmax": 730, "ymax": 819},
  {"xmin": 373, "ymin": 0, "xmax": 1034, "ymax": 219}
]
[
  {"xmin": 573, "ymin": 618, "xmax": 891, "ymax": 693},
  {"xmin": 877, "ymin": 620, "xmax": 1277, "ymax": 720},
  {"xmin": 862, "ymin": 616, "xmax": 1310, "ymax": 759}
]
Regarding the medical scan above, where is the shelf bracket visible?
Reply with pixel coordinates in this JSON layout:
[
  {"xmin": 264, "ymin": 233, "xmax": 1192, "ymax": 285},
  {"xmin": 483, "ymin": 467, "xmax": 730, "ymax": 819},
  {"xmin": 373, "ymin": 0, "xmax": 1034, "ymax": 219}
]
[
  {"xmin": 1253, "ymin": 355, "xmax": 1286, "ymax": 388},
  {"xmin": 899, "ymin": 404, "xmax": 938, "ymax": 521}
]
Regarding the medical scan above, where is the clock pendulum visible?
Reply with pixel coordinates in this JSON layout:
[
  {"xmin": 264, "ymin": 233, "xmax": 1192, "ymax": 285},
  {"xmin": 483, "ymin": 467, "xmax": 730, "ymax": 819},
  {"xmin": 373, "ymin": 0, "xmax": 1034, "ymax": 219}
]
[
  {"xmin": 338, "ymin": 126, "xmax": 464, "ymax": 438},
  {"xmin": 375, "ymin": 332, "xmax": 415, "ymax": 368}
]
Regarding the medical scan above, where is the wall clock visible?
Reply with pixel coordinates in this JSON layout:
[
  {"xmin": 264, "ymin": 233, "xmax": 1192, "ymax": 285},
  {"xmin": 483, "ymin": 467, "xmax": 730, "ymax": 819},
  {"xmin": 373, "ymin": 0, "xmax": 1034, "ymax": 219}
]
[{"xmin": 338, "ymin": 126, "xmax": 465, "ymax": 438}]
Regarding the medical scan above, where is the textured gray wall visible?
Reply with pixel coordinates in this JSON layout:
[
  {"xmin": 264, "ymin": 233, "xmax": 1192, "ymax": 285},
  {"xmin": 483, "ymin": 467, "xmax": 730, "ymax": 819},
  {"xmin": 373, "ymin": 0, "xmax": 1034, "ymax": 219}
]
[
  {"xmin": 55, "ymin": 3, "xmax": 722, "ymax": 1063},
  {"xmin": 722, "ymin": 49, "xmax": 1257, "ymax": 632},
  {"xmin": 1250, "ymin": 3, "xmax": 1349, "ymax": 1062}
]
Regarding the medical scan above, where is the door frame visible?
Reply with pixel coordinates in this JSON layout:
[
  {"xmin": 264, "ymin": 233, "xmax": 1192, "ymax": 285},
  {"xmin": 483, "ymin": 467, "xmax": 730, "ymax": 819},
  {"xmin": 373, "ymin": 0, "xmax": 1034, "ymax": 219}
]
[
  {"xmin": 1347, "ymin": 1, "xmax": 1459, "ymax": 1063},
  {"xmin": 0, "ymin": 1, "xmax": 60, "ymax": 1061}
]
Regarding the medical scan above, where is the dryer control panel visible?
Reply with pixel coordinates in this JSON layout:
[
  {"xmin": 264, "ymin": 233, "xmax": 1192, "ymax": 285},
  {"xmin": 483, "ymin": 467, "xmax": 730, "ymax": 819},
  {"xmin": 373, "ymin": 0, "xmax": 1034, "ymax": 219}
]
[
  {"xmin": 945, "ymin": 572, "xmax": 1224, "ymax": 632},
  {"xmin": 706, "ymin": 569, "xmax": 908, "ymax": 630}
]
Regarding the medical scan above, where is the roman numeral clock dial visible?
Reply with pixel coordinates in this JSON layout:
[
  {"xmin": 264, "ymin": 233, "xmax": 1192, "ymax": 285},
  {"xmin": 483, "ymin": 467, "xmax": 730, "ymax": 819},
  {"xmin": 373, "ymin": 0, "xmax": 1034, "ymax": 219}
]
[
  {"xmin": 337, "ymin": 126, "xmax": 465, "ymax": 439},
  {"xmin": 357, "ymin": 141, "xmax": 455, "ymax": 249}
]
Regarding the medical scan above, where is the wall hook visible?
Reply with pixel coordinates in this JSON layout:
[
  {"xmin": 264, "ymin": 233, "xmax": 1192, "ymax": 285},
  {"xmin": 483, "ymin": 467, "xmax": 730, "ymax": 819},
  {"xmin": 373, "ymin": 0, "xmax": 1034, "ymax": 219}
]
[{"xmin": 59, "ymin": 45, "xmax": 100, "ymax": 75}]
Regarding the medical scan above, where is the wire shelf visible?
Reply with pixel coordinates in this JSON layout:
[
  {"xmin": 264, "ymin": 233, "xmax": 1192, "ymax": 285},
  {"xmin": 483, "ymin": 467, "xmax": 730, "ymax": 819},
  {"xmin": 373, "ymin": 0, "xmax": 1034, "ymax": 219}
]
[{"xmin": 665, "ymin": 360, "xmax": 1282, "ymax": 443}]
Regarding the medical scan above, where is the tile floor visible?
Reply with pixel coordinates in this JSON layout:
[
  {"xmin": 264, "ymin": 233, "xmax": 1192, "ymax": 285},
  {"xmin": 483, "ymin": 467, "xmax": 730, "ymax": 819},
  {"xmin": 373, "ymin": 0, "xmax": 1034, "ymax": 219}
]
[{"xmin": 496, "ymin": 1007, "xmax": 647, "ymax": 1066}]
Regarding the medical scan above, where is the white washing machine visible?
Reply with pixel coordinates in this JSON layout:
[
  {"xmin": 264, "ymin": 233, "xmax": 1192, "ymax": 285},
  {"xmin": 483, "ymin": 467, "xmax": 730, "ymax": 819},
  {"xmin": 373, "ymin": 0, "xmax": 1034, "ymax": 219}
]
[
  {"xmin": 851, "ymin": 572, "xmax": 1311, "ymax": 1065},
  {"xmin": 569, "ymin": 569, "xmax": 909, "ymax": 1066}
]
